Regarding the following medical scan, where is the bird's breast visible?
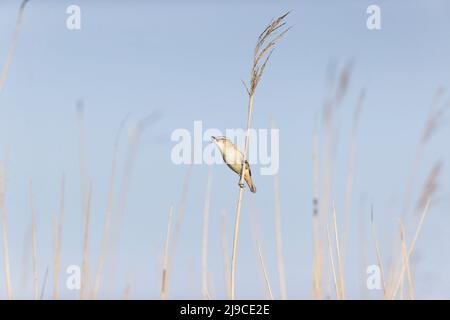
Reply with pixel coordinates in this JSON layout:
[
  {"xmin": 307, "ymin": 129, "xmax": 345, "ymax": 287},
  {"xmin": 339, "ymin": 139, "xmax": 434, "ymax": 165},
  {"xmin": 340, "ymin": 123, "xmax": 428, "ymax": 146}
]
[{"xmin": 222, "ymin": 146, "xmax": 244, "ymax": 174}]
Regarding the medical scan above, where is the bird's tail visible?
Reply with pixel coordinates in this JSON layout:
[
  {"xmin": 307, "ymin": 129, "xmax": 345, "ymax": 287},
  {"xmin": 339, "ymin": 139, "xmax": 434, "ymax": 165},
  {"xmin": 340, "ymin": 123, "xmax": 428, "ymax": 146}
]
[{"xmin": 246, "ymin": 176, "xmax": 257, "ymax": 193}]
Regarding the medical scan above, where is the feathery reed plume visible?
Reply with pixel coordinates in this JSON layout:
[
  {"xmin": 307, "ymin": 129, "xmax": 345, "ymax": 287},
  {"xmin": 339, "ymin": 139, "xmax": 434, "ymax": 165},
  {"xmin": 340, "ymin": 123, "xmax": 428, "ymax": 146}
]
[
  {"xmin": 415, "ymin": 161, "xmax": 442, "ymax": 214},
  {"xmin": 53, "ymin": 175, "xmax": 65, "ymax": 300},
  {"xmin": 391, "ymin": 199, "xmax": 431, "ymax": 299},
  {"xmin": 0, "ymin": 162, "xmax": 13, "ymax": 299},
  {"xmin": 402, "ymin": 89, "xmax": 449, "ymax": 218},
  {"xmin": 0, "ymin": 0, "xmax": 30, "ymax": 93},
  {"xmin": 370, "ymin": 206, "xmax": 386, "ymax": 298},
  {"xmin": 92, "ymin": 114, "xmax": 130, "ymax": 299},
  {"xmin": 161, "ymin": 205, "xmax": 174, "ymax": 300},
  {"xmin": 80, "ymin": 182, "xmax": 92, "ymax": 300},
  {"xmin": 29, "ymin": 180, "xmax": 38, "ymax": 300},
  {"xmin": 202, "ymin": 168, "xmax": 213, "ymax": 300},
  {"xmin": 231, "ymin": 11, "xmax": 290, "ymax": 300}
]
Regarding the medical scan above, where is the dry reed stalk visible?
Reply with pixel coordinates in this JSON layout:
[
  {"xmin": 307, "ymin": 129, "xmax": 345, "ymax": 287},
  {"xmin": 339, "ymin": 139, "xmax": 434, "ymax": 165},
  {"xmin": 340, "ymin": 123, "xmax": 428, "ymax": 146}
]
[
  {"xmin": 220, "ymin": 211, "xmax": 231, "ymax": 299},
  {"xmin": 312, "ymin": 213, "xmax": 323, "ymax": 299},
  {"xmin": 19, "ymin": 227, "xmax": 31, "ymax": 296},
  {"xmin": 0, "ymin": 162, "xmax": 13, "ymax": 299},
  {"xmin": 165, "ymin": 164, "xmax": 192, "ymax": 295},
  {"xmin": 273, "ymin": 173, "xmax": 286, "ymax": 299},
  {"xmin": 231, "ymin": 11, "xmax": 290, "ymax": 301},
  {"xmin": 332, "ymin": 204, "xmax": 345, "ymax": 299},
  {"xmin": 80, "ymin": 182, "xmax": 92, "ymax": 300},
  {"xmin": 388, "ymin": 161, "xmax": 442, "ymax": 299},
  {"xmin": 202, "ymin": 168, "xmax": 213, "ymax": 300},
  {"xmin": 311, "ymin": 123, "xmax": 323, "ymax": 299},
  {"xmin": 316, "ymin": 63, "xmax": 352, "ymax": 298},
  {"xmin": 391, "ymin": 199, "xmax": 430, "ymax": 299},
  {"xmin": 123, "ymin": 284, "xmax": 132, "ymax": 300},
  {"xmin": 249, "ymin": 198, "xmax": 274, "ymax": 300},
  {"xmin": 161, "ymin": 206, "xmax": 174, "ymax": 300},
  {"xmin": 106, "ymin": 112, "xmax": 160, "ymax": 294},
  {"xmin": 326, "ymin": 224, "xmax": 339, "ymax": 299},
  {"xmin": 53, "ymin": 175, "xmax": 65, "ymax": 300},
  {"xmin": 370, "ymin": 206, "xmax": 386, "ymax": 298},
  {"xmin": 0, "ymin": 0, "xmax": 30, "ymax": 93},
  {"xmin": 76, "ymin": 100, "xmax": 88, "ymax": 218},
  {"xmin": 255, "ymin": 239, "xmax": 274, "ymax": 300},
  {"xmin": 272, "ymin": 119, "xmax": 286, "ymax": 299},
  {"xmin": 248, "ymin": 197, "xmax": 274, "ymax": 300},
  {"xmin": 399, "ymin": 275, "xmax": 404, "ymax": 300},
  {"xmin": 29, "ymin": 180, "xmax": 38, "ymax": 300},
  {"xmin": 40, "ymin": 267, "xmax": 49, "ymax": 300},
  {"xmin": 92, "ymin": 114, "xmax": 130, "ymax": 299},
  {"xmin": 399, "ymin": 221, "xmax": 414, "ymax": 300},
  {"xmin": 342, "ymin": 90, "xmax": 365, "ymax": 255}
]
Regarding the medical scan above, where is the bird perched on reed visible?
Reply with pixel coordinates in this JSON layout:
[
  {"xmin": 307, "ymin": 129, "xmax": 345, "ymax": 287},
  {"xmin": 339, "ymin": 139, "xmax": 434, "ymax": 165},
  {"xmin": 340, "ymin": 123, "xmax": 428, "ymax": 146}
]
[{"xmin": 211, "ymin": 136, "xmax": 256, "ymax": 193}]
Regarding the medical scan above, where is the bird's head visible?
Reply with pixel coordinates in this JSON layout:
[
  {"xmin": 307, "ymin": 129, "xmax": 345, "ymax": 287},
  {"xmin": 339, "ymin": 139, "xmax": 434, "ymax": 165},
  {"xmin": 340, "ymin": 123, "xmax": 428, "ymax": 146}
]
[
  {"xmin": 211, "ymin": 135, "xmax": 228, "ymax": 143},
  {"xmin": 211, "ymin": 136, "xmax": 230, "ymax": 150}
]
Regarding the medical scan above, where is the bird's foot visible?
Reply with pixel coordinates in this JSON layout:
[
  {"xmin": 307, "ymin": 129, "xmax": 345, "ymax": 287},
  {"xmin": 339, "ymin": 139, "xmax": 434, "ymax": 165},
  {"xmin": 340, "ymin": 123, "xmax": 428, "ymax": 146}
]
[{"xmin": 238, "ymin": 182, "xmax": 245, "ymax": 189}]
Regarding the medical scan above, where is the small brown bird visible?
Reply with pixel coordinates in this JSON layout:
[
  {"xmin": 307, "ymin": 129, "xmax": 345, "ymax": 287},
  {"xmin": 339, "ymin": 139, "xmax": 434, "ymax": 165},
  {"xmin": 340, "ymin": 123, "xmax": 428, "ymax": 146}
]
[{"xmin": 211, "ymin": 136, "xmax": 256, "ymax": 193}]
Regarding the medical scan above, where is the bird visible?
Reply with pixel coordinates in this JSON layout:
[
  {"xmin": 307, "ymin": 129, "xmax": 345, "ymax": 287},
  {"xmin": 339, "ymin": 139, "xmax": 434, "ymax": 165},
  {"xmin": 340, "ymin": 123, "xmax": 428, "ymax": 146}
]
[{"xmin": 211, "ymin": 136, "xmax": 256, "ymax": 193}]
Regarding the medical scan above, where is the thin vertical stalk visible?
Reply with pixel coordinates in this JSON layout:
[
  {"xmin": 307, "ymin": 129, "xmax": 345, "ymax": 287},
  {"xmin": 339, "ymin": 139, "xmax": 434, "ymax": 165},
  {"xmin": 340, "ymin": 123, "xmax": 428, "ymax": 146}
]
[
  {"xmin": 221, "ymin": 211, "xmax": 231, "ymax": 300},
  {"xmin": 326, "ymin": 224, "xmax": 339, "ymax": 299},
  {"xmin": 273, "ymin": 173, "xmax": 287, "ymax": 299},
  {"xmin": 0, "ymin": 0, "xmax": 30, "ymax": 92},
  {"xmin": 399, "ymin": 221, "xmax": 414, "ymax": 300},
  {"xmin": 0, "ymin": 162, "xmax": 13, "ymax": 299},
  {"xmin": 29, "ymin": 180, "xmax": 38, "ymax": 300},
  {"xmin": 92, "ymin": 114, "xmax": 129, "ymax": 299},
  {"xmin": 53, "ymin": 175, "xmax": 65, "ymax": 300},
  {"xmin": 40, "ymin": 267, "xmax": 49, "ymax": 300},
  {"xmin": 256, "ymin": 238, "xmax": 274, "ymax": 300},
  {"xmin": 80, "ymin": 183, "xmax": 92, "ymax": 300},
  {"xmin": 311, "ymin": 124, "xmax": 322, "ymax": 299},
  {"xmin": 161, "ymin": 206, "xmax": 174, "ymax": 300},
  {"xmin": 231, "ymin": 96, "xmax": 253, "ymax": 300},
  {"xmin": 332, "ymin": 205, "xmax": 345, "ymax": 299},
  {"xmin": 202, "ymin": 168, "xmax": 213, "ymax": 299},
  {"xmin": 342, "ymin": 90, "xmax": 364, "ymax": 255},
  {"xmin": 370, "ymin": 207, "xmax": 386, "ymax": 297},
  {"xmin": 231, "ymin": 13, "xmax": 289, "ymax": 299},
  {"xmin": 391, "ymin": 199, "xmax": 430, "ymax": 299}
]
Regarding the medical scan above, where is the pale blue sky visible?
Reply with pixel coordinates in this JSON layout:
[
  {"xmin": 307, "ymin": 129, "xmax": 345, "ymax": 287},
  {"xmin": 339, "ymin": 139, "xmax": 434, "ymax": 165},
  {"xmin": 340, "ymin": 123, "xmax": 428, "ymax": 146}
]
[{"xmin": 0, "ymin": 0, "xmax": 449, "ymax": 299}]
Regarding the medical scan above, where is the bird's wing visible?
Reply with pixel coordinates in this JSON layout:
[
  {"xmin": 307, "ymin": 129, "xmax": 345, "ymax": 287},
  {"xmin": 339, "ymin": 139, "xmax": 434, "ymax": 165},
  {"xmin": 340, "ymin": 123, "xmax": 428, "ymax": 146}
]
[
  {"xmin": 245, "ymin": 160, "xmax": 252, "ymax": 177},
  {"xmin": 230, "ymin": 142, "xmax": 244, "ymax": 158}
]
